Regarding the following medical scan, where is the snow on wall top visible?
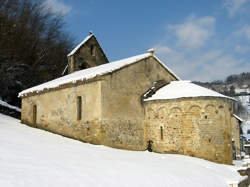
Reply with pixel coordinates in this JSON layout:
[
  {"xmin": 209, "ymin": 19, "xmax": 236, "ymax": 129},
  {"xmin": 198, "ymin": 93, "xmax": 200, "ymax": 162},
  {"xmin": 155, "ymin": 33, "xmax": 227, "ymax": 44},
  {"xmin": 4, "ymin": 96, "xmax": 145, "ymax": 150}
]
[
  {"xmin": 144, "ymin": 80, "xmax": 235, "ymax": 101},
  {"xmin": 233, "ymin": 114, "xmax": 243, "ymax": 122},
  {"xmin": 20, "ymin": 52, "xmax": 179, "ymax": 97},
  {"xmin": 0, "ymin": 100, "xmax": 21, "ymax": 112},
  {"xmin": 67, "ymin": 34, "xmax": 93, "ymax": 57}
]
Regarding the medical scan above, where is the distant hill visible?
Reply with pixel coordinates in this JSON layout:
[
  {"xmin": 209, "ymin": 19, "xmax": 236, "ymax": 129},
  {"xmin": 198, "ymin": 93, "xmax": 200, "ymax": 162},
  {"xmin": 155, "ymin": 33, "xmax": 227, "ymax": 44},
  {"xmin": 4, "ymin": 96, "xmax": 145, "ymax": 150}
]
[{"xmin": 193, "ymin": 72, "xmax": 250, "ymax": 96}]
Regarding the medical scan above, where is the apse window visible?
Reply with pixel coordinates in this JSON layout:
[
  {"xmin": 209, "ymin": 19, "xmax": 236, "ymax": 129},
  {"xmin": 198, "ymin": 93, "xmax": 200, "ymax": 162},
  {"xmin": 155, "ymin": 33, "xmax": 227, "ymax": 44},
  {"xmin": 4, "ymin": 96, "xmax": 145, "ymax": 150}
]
[
  {"xmin": 33, "ymin": 104, "xmax": 37, "ymax": 126},
  {"xmin": 160, "ymin": 126, "xmax": 164, "ymax": 140},
  {"xmin": 77, "ymin": 96, "xmax": 82, "ymax": 120}
]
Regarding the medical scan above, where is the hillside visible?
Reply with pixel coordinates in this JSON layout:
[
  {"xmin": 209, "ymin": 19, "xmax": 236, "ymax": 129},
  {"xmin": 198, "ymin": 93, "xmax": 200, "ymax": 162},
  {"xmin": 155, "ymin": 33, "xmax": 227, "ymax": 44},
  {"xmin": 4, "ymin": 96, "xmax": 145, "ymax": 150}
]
[
  {"xmin": 193, "ymin": 72, "xmax": 250, "ymax": 96},
  {"xmin": 0, "ymin": 113, "xmax": 246, "ymax": 187}
]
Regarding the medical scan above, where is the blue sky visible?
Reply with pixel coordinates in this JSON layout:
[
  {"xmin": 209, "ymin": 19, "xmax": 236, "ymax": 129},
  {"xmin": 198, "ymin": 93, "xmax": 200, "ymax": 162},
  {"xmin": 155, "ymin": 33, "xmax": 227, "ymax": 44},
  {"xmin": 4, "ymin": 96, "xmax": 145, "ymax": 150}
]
[{"xmin": 43, "ymin": 0, "xmax": 250, "ymax": 82}]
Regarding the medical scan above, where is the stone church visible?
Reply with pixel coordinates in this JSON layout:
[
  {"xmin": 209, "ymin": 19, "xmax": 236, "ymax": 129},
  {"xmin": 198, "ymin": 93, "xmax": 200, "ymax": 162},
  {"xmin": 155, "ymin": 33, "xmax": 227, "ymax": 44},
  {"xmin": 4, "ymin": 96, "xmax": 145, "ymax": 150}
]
[{"xmin": 19, "ymin": 33, "xmax": 242, "ymax": 164}]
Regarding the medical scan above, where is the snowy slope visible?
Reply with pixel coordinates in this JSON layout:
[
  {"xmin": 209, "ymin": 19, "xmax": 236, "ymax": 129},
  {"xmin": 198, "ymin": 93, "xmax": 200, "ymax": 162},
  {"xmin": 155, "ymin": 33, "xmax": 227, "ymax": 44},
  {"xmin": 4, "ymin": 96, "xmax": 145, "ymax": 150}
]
[
  {"xmin": 0, "ymin": 114, "xmax": 245, "ymax": 187},
  {"xmin": 0, "ymin": 100, "xmax": 21, "ymax": 112}
]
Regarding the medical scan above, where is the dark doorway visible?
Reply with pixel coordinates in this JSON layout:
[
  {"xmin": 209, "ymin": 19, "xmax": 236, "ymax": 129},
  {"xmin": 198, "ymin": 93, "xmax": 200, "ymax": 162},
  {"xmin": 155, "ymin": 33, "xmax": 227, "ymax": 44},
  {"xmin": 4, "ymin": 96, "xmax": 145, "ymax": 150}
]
[{"xmin": 147, "ymin": 140, "xmax": 153, "ymax": 152}]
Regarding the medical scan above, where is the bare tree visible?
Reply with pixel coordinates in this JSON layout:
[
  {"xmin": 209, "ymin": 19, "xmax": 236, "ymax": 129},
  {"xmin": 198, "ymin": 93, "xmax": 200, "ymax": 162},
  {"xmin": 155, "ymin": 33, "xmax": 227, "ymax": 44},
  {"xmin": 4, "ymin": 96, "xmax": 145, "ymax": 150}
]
[{"xmin": 0, "ymin": 0, "xmax": 74, "ymax": 106}]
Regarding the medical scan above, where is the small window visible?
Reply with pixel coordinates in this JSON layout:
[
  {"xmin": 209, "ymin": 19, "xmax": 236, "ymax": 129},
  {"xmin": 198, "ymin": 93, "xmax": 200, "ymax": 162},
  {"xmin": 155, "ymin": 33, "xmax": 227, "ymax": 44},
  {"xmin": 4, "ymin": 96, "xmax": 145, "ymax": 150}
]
[
  {"xmin": 90, "ymin": 45, "xmax": 95, "ymax": 56},
  {"xmin": 160, "ymin": 126, "xmax": 163, "ymax": 140},
  {"xmin": 33, "ymin": 105, "xmax": 37, "ymax": 126},
  {"xmin": 77, "ymin": 96, "xmax": 82, "ymax": 120},
  {"xmin": 247, "ymin": 130, "xmax": 250, "ymax": 134}
]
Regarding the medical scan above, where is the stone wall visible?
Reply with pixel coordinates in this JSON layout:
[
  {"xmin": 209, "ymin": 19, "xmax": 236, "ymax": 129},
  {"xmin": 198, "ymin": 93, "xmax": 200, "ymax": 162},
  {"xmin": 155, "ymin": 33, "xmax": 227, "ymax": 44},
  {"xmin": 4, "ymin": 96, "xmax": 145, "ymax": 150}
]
[
  {"xmin": 21, "ymin": 81, "xmax": 103, "ymax": 144},
  {"xmin": 99, "ymin": 56, "xmax": 178, "ymax": 150},
  {"xmin": 144, "ymin": 97, "xmax": 234, "ymax": 164},
  {"xmin": 21, "ymin": 56, "xmax": 178, "ymax": 151}
]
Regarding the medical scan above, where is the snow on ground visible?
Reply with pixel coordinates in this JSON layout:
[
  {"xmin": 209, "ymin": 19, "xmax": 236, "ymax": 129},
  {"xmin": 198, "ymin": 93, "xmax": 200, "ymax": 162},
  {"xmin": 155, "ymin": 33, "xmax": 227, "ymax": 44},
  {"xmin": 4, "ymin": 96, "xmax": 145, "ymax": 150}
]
[
  {"xmin": 0, "ymin": 113, "xmax": 245, "ymax": 187},
  {"xmin": 0, "ymin": 100, "xmax": 21, "ymax": 112}
]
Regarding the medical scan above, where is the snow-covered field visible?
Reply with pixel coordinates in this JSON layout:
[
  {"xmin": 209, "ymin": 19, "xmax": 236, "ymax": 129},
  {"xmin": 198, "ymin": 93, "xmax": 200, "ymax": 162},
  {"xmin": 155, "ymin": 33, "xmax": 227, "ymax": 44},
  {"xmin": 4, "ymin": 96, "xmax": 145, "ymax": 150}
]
[{"xmin": 0, "ymin": 113, "xmax": 246, "ymax": 187}]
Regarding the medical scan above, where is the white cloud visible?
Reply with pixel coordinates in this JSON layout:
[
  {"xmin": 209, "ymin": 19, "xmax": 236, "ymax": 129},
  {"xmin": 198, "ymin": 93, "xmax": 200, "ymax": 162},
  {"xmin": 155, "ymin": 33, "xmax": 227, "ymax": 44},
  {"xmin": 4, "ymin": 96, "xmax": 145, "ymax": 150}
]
[
  {"xmin": 235, "ymin": 45, "xmax": 250, "ymax": 53},
  {"xmin": 167, "ymin": 15, "xmax": 215, "ymax": 49},
  {"xmin": 152, "ymin": 14, "xmax": 250, "ymax": 82},
  {"xmin": 43, "ymin": 0, "xmax": 72, "ymax": 15},
  {"xmin": 234, "ymin": 25, "xmax": 250, "ymax": 40},
  {"xmin": 223, "ymin": 0, "xmax": 249, "ymax": 16},
  {"xmin": 153, "ymin": 44, "xmax": 249, "ymax": 82}
]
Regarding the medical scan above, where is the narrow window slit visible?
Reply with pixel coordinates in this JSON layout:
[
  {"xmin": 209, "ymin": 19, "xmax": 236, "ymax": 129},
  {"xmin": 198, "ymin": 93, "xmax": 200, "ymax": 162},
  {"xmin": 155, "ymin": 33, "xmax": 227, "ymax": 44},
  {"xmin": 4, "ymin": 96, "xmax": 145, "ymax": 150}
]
[
  {"xmin": 33, "ymin": 105, "xmax": 37, "ymax": 126},
  {"xmin": 160, "ymin": 126, "xmax": 163, "ymax": 140},
  {"xmin": 77, "ymin": 96, "xmax": 82, "ymax": 120}
]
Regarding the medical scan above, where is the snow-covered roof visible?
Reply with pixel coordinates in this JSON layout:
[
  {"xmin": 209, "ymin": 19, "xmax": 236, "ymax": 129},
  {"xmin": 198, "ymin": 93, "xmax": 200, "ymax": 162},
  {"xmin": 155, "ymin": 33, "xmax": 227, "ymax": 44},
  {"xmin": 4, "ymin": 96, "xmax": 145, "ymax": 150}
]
[
  {"xmin": 233, "ymin": 114, "xmax": 244, "ymax": 122},
  {"xmin": 67, "ymin": 34, "xmax": 93, "ymax": 57},
  {"xmin": 144, "ymin": 80, "xmax": 235, "ymax": 101},
  {"xmin": 19, "ymin": 52, "xmax": 179, "ymax": 97}
]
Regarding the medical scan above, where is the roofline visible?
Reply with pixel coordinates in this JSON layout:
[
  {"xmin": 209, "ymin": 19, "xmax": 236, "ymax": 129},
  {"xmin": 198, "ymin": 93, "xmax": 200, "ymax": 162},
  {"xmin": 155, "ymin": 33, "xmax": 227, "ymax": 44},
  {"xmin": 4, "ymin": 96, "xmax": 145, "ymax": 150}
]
[
  {"xmin": 152, "ymin": 55, "xmax": 181, "ymax": 81},
  {"xmin": 18, "ymin": 53, "xmax": 181, "ymax": 98},
  {"xmin": 233, "ymin": 114, "xmax": 244, "ymax": 122},
  {"xmin": 19, "ymin": 78, "xmax": 104, "ymax": 98},
  {"xmin": 19, "ymin": 53, "xmax": 151, "ymax": 98},
  {"xmin": 143, "ymin": 95, "xmax": 237, "ymax": 102},
  {"xmin": 67, "ymin": 34, "xmax": 93, "ymax": 57}
]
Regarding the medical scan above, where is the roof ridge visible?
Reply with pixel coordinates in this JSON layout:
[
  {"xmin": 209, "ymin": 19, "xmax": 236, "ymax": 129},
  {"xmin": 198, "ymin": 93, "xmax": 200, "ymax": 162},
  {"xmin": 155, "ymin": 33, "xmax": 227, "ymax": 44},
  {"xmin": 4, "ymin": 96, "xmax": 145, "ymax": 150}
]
[{"xmin": 67, "ymin": 34, "xmax": 94, "ymax": 57}]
